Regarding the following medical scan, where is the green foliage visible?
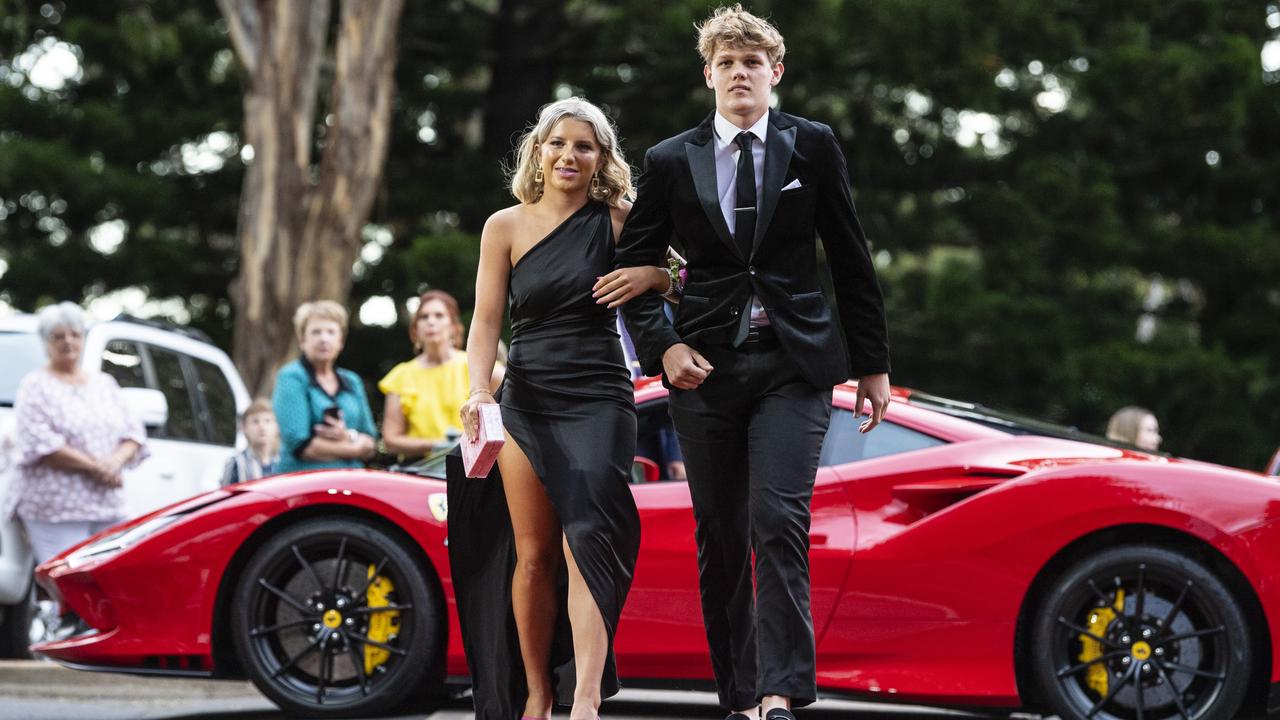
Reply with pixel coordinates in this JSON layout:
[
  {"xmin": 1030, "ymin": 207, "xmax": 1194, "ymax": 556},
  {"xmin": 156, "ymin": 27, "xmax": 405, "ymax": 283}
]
[
  {"xmin": 1, "ymin": 0, "xmax": 1277, "ymax": 467},
  {"xmin": 0, "ymin": 0, "xmax": 242, "ymax": 348}
]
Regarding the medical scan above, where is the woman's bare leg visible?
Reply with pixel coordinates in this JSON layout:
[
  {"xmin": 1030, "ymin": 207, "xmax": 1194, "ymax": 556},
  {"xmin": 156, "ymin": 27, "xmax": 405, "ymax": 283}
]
[
  {"xmin": 564, "ymin": 535, "xmax": 608, "ymax": 719},
  {"xmin": 499, "ymin": 431, "xmax": 561, "ymax": 718}
]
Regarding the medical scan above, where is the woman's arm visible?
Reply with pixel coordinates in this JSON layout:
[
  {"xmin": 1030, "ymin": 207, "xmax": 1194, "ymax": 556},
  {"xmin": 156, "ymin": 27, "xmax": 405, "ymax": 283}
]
[
  {"xmin": 381, "ymin": 393, "xmax": 436, "ymax": 456},
  {"xmin": 353, "ymin": 373, "xmax": 379, "ymax": 440},
  {"xmin": 592, "ymin": 266, "xmax": 670, "ymax": 308},
  {"xmin": 592, "ymin": 201, "xmax": 678, "ymax": 308},
  {"xmin": 300, "ymin": 434, "xmax": 374, "ymax": 462},
  {"xmin": 461, "ymin": 211, "xmax": 513, "ymax": 438},
  {"xmin": 96, "ymin": 439, "xmax": 142, "ymax": 484},
  {"xmin": 41, "ymin": 446, "xmax": 106, "ymax": 476}
]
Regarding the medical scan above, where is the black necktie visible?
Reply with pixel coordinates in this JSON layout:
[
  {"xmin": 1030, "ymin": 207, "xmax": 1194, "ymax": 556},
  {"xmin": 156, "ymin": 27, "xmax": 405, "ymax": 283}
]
[{"xmin": 733, "ymin": 131, "xmax": 756, "ymax": 260}]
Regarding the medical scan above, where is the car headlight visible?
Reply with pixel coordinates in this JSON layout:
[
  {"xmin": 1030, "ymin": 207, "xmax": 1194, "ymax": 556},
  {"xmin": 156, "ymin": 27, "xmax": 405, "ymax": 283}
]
[
  {"xmin": 64, "ymin": 515, "xmax": 183, "ymax": 569},
  {"xmin": 61, "ymin": 490, "xmax": 236, "ymax": 569}
]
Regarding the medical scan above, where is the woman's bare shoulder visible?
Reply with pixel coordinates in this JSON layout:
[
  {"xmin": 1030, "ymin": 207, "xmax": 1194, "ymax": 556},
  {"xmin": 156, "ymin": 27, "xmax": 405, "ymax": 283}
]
[
  {"xmin": 485, "ymin": 204, "xmax": 526, "ymax": 229},
  {"xmin": 482, "ymin": 204, "xmax": 527, "ymax": 247}
]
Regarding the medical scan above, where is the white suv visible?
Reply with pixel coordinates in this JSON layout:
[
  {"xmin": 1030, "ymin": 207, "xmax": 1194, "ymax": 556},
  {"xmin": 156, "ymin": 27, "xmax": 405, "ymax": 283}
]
[{"xmin": 0, "ymin": 313, "xmax": 250, "ymax": 655}]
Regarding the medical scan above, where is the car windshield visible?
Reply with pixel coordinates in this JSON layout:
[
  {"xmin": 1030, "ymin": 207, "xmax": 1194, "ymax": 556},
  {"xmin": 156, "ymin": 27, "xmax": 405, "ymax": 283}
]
[
  {"xmin": 905, "ymin": 391, "xmax": 1136, "ymax": 449},
  {"xmin": 0, "ymin": 331, "xmax": 46, "ymax": 406}
]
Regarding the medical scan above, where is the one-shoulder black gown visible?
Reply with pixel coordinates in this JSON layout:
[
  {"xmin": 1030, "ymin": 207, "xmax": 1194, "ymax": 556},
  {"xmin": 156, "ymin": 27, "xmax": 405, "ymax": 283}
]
[{"xmin": 447, "ymin": 201, "xmax": 641, "ymax": 719}]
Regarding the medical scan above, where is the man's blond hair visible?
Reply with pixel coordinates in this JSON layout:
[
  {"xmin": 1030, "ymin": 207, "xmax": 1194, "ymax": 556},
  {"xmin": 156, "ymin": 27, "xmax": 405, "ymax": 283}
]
[{"xmin": 696, "ymin": 4, "xmax": 786, "ymax": 66}]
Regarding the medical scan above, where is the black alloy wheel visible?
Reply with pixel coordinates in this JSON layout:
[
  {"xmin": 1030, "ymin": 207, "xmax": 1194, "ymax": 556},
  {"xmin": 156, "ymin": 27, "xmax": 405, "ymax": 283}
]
[
  {"xmin": 230, "ymin": 517, "xmax": 441, "ymax": 718},
  {"xmin": 1030, "ymin": 545, "xmax": 1251, "ymax": 720}
]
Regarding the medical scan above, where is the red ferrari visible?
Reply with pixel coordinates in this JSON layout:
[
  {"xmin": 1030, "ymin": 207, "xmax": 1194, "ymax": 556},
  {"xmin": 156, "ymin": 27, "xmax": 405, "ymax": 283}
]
[{"xmin": 34, "ymin": 379, "xmax": 1280, "ymax": 720}]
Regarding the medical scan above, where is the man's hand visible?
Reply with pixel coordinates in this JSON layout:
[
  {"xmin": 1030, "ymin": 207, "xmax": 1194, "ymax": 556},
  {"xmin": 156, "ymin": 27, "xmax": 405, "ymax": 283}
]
[
  {"xmin": 854, "ymin": 372, "xmax": 890, "ymax": 433},
  {"xmin": 663, "ymin": 343, "xmax": 713, "ymax": 390}
]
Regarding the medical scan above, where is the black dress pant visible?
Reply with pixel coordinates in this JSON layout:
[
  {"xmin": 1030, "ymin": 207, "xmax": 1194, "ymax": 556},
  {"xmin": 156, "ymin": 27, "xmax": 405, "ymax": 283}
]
[{"xmin": 668, "ymin": 337, "xmax": 832, "ymax": 710}]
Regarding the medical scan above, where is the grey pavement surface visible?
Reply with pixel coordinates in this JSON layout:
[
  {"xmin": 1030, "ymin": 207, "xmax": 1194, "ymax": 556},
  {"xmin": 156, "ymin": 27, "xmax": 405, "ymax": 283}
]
[{"xmin": 0, "ymin": 660, "xmax": 1015, "ymax": 720}]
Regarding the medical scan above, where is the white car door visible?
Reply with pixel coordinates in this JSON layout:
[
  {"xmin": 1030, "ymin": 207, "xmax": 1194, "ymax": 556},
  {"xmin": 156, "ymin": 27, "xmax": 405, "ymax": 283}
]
[
  {"xmin": 98, "ymin": 339, "xmax": 184, "ymax": 519},
  {"xmin": 130, "ymin": 344, "xmax": 231, "ymax": 517}
]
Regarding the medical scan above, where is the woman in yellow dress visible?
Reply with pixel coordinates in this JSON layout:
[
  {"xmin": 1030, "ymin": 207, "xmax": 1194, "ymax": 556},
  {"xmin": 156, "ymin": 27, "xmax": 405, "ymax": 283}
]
[{"xmin": 380, "ymin": 290, "xmax": 500, "ymax": 457}]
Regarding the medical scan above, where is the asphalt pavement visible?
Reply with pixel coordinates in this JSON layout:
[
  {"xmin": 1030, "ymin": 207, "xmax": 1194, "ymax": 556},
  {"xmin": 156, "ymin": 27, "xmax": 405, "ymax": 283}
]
[{"xmin": 0, "ymin": 660, "xmax": 1012, "ymax": 720}]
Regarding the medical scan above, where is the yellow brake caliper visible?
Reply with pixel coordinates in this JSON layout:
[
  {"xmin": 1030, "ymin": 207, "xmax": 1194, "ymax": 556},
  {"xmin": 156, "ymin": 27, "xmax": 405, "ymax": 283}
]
[
  {"xmin": 1080, "ymin": 588, "xmax": 1125, "ymax": 697},
  {"xmin": 363, "ymin": 564, "xmax": 402, "ymax": 675}
]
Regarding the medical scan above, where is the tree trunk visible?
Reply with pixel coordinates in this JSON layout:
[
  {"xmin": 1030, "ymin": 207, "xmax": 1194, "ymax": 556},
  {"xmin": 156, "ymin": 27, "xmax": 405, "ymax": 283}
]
[{"xmin": 219, "ymin": 0, "xmax": 405, "ymax": 396}]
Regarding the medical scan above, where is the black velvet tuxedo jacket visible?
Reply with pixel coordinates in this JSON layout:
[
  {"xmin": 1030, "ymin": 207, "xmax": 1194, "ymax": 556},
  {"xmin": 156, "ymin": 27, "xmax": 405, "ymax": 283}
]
[{"xmin": 615, "ymin": 109, "xmax": 890, "ymax": 389}]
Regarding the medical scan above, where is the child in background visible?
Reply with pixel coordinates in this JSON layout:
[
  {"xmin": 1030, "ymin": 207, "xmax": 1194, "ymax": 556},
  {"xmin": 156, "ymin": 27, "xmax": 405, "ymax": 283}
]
[{"xmin": 221, "ymin": 398, "xmax": 281, "ymax": 486}]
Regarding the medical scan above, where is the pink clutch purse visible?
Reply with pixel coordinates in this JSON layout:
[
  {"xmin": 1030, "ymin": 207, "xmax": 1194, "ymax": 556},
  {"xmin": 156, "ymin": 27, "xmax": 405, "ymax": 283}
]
[{"xmin": 462, "ymin": 403, "xmax": 504, "ymax": 478}]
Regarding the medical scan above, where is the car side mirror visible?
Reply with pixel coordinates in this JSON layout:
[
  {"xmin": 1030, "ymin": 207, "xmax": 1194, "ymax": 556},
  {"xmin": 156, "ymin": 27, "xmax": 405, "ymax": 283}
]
[{"xmin": 121, "ymin": 387, "xmax": 168, "ymax": 431}]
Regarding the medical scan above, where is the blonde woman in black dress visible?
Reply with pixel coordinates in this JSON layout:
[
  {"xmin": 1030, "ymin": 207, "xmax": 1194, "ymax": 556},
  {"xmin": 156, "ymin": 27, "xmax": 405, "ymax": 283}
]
[{"xmin": 456, "ymin": 98, "xmax": 671, "ymax": 720}]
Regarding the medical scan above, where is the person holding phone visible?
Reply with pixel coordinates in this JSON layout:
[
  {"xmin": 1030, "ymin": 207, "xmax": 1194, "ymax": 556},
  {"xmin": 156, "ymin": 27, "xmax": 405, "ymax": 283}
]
[{"xmin": 272, "ymin": 301, "xmax": 378, "ymax": 474}]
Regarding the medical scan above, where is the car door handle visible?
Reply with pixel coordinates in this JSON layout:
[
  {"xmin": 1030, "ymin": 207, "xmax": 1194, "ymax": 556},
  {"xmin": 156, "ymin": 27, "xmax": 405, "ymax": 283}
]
[
  {"xmin": 810, "ymin": 533, "xmax": 828, "ymax": 546},
  {"xmin": 159, "ymin": 472, "xmax": 176, "ymax": 480}
]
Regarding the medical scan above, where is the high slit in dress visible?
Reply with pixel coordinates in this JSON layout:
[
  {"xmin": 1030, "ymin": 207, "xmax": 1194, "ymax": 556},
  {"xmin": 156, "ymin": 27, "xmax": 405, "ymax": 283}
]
[{"xmin": 447, "ymin": 200, "xmax": 641, "ymax": 719}]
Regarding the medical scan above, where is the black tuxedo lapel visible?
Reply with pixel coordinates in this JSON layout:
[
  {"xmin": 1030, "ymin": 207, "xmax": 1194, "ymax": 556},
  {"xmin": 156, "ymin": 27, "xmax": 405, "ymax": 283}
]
[
  {"xmin": 684, "ymin": 123, "xmax": 740, "ymax": 260},
  {"xmin": 753, "ymin": 114, "xmax": 796, "ymax": 256}
]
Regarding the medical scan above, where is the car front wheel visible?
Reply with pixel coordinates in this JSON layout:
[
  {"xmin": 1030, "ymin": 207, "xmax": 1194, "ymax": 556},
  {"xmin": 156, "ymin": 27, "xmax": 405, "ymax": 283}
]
[
  {"xmin": 1030, "ymin": 544, "xmax": 1251, "ymax": 720},
  {"xmin": 230, "ymin": 517, "xmax": 441, "ymax": 718}
]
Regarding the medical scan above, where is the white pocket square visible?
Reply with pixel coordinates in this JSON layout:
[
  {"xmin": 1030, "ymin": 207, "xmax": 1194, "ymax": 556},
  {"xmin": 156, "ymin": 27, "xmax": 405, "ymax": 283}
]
[{"xmin": 781, "ymin": 178, "xmax": 803, "ymax": 191}]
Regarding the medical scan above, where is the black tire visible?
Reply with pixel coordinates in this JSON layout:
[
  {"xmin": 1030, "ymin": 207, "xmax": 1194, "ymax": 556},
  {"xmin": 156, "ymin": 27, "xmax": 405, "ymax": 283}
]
[
  {"xmin": 230, "ymin": 517, "xmax": 442, "ymax": 718},
  {"xmin": 1030, "ymin": 544, "xmax": 1251, "ymax": 720},
  {"xmin": 0, "ymin": 577, "xmax": 34, "ymax": 659}
]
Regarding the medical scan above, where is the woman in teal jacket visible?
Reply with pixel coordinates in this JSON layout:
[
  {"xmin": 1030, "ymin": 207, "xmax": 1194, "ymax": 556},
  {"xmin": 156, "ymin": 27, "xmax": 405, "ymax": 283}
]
[{"xmin": 272, "ymin": 301, "xmax": 378, "ymax": 474}]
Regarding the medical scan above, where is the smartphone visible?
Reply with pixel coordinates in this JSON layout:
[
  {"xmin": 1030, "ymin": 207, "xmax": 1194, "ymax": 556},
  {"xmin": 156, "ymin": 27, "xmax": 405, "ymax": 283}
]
[{"xmin": 323, "ymin": 405, "xmax": 343, "ymax": 422}]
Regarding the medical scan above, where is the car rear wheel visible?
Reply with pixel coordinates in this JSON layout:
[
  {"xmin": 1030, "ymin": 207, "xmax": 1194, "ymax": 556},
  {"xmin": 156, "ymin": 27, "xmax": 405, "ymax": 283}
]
[
  {"xmin": 1030, "ymin": 544, "xmax": 1251, "ymax": 720},
  {"xmin": 230, "ymin": 517, "xmax": 441, "ymax": 718}
]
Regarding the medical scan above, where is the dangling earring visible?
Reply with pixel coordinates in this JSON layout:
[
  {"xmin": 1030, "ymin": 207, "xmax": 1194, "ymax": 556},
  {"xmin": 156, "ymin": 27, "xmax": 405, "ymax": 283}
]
[
  {"xmin": 590, "ymin": 172, "xmax": 606, "ymax": 201},
  {"xmin": 533, "ymin": 165, "xmax": 545, "ymax": 201}
]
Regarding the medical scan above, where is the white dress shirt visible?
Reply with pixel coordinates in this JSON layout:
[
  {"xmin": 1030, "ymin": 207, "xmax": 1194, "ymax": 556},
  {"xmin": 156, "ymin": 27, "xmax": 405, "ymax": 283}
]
[{"xmin": 712, "ymin": 112, "xmax": 771, "ymax": 327}]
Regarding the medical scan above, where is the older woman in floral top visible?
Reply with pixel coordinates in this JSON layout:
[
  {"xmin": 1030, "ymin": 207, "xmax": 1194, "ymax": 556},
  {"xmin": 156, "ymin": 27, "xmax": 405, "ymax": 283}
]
[{"xmin": 4, "ymin": 302, "xmax": 147, "ymax": 564}]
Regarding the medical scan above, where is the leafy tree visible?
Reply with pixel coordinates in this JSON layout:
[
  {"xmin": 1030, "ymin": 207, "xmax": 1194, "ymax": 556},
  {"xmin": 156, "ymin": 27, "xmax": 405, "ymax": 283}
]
[
  {"xmin": 215, "ymin": 0, "xmax": 406, "ymax": 395},
  {"xmin": 2, "ymin": 0, "xmax": 1277, "ymax": 467},
  {"xmin": 0, "ymin": 1, "xmax": 242, "ymax": 344}
]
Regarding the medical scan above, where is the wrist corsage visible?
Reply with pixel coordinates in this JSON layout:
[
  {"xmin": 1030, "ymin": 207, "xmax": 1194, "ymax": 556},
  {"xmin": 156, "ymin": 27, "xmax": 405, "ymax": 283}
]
[{"xmin": 664, "ymin": 256, "xmax": 687, "ymax": 299}]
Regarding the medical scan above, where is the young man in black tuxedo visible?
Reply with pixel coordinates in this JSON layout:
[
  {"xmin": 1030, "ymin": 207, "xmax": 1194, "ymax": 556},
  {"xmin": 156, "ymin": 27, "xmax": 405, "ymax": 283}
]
[{"xmin": 612, "ymin": 5, "xmax": 891, "ymax": 719}]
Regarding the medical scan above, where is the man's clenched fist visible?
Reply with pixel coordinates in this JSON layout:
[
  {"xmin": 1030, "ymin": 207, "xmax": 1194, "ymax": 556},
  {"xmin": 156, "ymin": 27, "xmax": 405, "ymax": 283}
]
[{"xmin": 663, "ymin": 343, "xmax": 713, "ymax": 390}]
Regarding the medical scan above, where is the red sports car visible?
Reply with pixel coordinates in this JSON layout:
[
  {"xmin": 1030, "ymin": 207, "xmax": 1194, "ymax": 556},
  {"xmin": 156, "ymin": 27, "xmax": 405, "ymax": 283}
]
[{"xmin": 34, "ymin": 379, "xmax": 1280, "ymax": 720}]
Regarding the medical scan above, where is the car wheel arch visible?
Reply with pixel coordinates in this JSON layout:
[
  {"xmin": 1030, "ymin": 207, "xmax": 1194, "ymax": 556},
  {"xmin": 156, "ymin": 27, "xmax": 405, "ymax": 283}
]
[
  {"xmin": 209, "ymin": 503, "xmax": 448, "ymax": 692},
  {"xmin": 1011, "ymin": 522, "xmax": 1272, "ymax": 716}
]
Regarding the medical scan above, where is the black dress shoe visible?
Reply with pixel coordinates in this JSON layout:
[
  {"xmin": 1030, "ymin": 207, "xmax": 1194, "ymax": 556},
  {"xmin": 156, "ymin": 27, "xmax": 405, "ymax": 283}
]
[
  {"xmin": 725, "ymin": 714, "xmax": 756, "ymax": 720},
  {"xmin": 764, "ymin": 710, "xmax": 796, "ymax": 720}
]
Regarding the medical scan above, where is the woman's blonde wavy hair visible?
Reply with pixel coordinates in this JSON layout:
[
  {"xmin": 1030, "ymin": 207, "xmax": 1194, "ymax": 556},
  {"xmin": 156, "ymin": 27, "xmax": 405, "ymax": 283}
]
[{"xmin": 509, "ymin": 97, "xmax": 632, "ymax": 207}]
